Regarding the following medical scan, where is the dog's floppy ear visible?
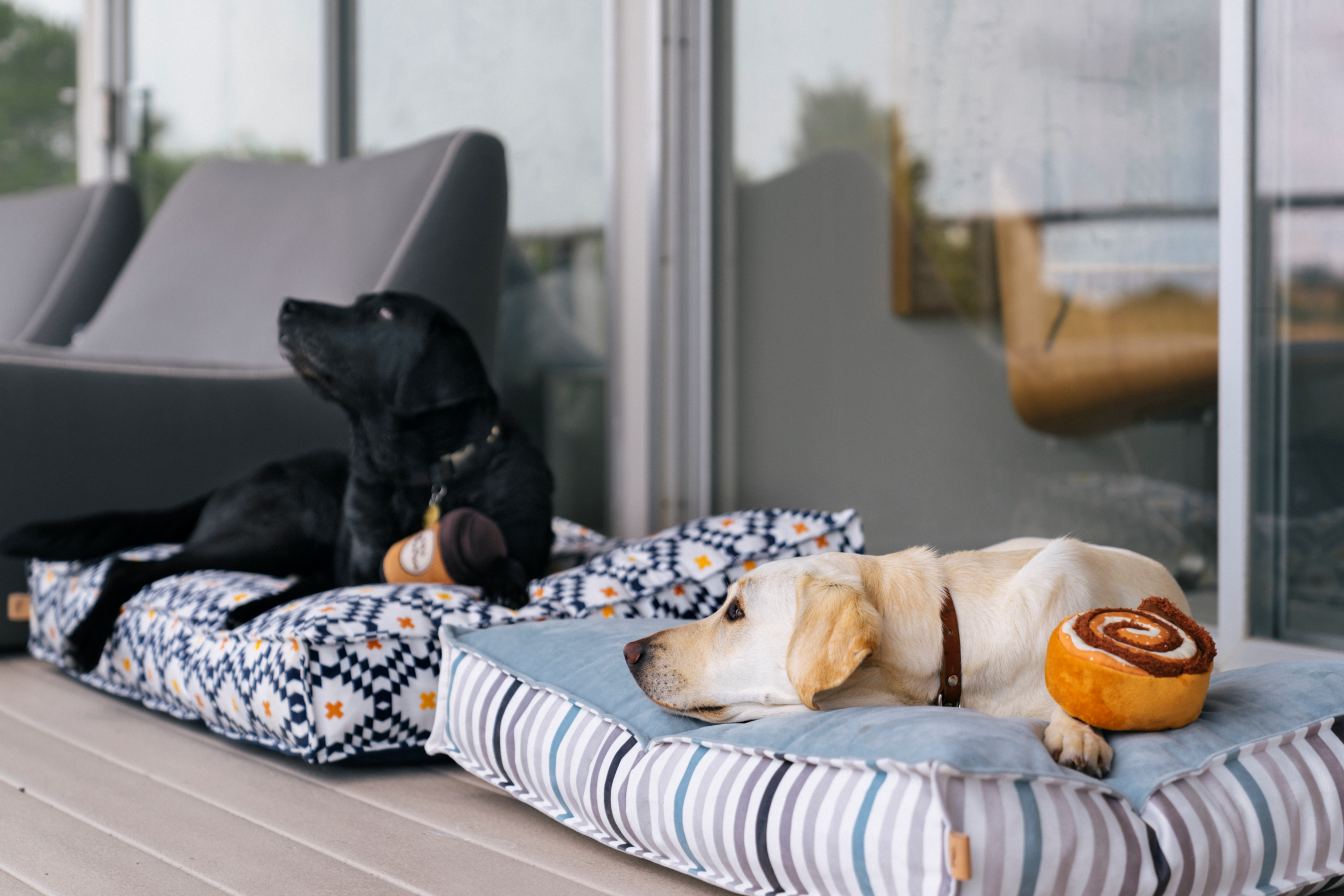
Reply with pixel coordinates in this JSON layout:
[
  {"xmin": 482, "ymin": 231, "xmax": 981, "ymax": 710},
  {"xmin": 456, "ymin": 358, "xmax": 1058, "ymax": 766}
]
[
  {"xmin": 393, "ymin": 313, "xmax": 492, "ymax": 414},
  {"xmin": 786, "ymin": 572, "xmax": 880, "ymax": 710}
]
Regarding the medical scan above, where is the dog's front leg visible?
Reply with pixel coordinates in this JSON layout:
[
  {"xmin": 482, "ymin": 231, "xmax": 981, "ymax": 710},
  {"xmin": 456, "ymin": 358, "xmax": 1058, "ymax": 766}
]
[
  {"xmin": 1043, "ymin": 705, "xmax": 1113, "ymax": 778},
  {"xmin": 64, "ymin": 557, "xmax": 165, "ymax": 673}
]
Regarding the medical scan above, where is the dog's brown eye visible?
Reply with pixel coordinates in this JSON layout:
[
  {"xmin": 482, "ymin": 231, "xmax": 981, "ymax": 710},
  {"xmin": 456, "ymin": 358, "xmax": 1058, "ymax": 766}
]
[
  {"xmin": 725, "ymin": 600, "xmax": 744, "ymax": 622},
  {"xmin": 378, "ymin": 306, "xmax": 395, "ymax": 320}
]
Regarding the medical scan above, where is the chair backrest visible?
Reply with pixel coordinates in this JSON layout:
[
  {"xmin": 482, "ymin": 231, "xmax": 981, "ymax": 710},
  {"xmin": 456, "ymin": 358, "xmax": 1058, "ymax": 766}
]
[
  {"xmin": 72, "ymin": 131, "xmax": 508, "ymax": 371},
  {"xmin": 0, "ymin": 181, "xmax": 141, "ymax": 346}
]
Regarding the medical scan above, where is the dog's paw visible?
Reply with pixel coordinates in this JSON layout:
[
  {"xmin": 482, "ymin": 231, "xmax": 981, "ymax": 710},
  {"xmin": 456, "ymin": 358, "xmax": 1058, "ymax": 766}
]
[
  {"xmin": 223, "ymin": 602, "xmax": 265, "ymax": 630},
  {"xmin": 63, "ymin": 614, "xmax": 112, "ymax": 673},
  {"xmin": 225, "ymin": 579, "xmax": 329, "ymax": 629},
  {"xmin": 63, "ymin": 559, "xmax": 145, "ymax": 672},
  {"xmin": 1044, "ymin": 706, "xmax": 1113, "ymax": 778},
  {"xmin": 480, "ymin": 557, "xmax": 531, "ymax": 610}
]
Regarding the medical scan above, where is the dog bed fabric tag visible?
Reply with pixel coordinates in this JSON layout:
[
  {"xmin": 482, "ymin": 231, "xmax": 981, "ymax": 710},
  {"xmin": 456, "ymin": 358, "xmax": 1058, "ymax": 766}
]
[{"xmin": 947, "ymin": 831, "xmax": 972, "ymax": 880}]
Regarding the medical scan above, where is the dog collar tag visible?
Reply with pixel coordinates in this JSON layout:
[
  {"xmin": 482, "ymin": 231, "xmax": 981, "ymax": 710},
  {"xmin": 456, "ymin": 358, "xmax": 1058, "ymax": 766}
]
[
  {"xmin": 935, "ymin": 588, "xmax": 963, "ymax": 708},
  {"xmin": 423, "ymin": 484, "xmax": 447, "ymax": 529}
]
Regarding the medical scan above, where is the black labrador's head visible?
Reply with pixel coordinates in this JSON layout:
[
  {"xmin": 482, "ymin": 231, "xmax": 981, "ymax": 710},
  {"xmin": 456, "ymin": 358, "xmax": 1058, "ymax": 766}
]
[{"xmin": 278, "ymin": 291, "xmax": 492, "ymax": 416}]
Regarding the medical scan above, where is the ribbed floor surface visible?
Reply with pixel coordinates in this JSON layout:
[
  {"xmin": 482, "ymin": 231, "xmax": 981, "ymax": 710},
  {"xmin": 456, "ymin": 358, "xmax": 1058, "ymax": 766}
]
[{"xmin": 0, "ymin": 654, "xmax": 725, "ymax": 896}]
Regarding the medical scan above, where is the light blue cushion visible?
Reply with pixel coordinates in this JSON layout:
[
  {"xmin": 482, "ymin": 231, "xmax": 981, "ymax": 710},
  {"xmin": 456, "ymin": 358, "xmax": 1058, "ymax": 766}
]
[{"xmin": 446, "ymin": 616, "xmax": 1344, "ymax": 810}]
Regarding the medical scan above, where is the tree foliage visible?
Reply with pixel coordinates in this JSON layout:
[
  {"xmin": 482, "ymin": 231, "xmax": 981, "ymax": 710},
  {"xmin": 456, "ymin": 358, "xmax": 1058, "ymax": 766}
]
[{"xmin": 0, "ymin": 0, "xmax": 76, "ymax": 194}]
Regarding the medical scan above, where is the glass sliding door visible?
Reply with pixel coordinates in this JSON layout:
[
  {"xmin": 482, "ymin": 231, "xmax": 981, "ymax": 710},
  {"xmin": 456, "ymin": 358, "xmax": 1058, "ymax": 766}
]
[
  {"xmin": 359, "ymin": 0, "xmax": 609, "ymax": 532},
  {"xmin": 128, "ymin": 0, "xmax": 322, "ymax": 218},
  {"xmin": 727, "ymin": 0, "xmax": 1219, "ymax": 618},
  {"xmin": 1251, "ymin": 0, "xmax": 1344, "ymax": 646}
]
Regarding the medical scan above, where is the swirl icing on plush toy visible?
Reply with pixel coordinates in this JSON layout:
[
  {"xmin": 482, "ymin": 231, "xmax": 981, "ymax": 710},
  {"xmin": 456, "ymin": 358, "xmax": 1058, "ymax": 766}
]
[{"xmin": 1045, "ymin": 597, "xmax": 1217, "ymax": 731}]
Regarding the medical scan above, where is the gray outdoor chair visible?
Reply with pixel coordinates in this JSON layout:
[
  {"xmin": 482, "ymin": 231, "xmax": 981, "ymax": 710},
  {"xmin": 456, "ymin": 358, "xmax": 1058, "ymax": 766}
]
[
  {"xmin": 0, "ymin": 131, "xmax": 508, "ymax": 646},
  {"xmin": 0, "ymin": 181, "xmax": 141, "ymax": 347}
]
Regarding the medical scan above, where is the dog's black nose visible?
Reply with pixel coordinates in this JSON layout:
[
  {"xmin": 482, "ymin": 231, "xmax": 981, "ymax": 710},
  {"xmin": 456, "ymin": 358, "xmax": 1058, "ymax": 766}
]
[
  {"xmin": 623, "ymin": 638, "xmax": 648, "ymax": 667},
  {"xmin": 279, "ymin": 298, "xmax": 301, "ymax": 321}
]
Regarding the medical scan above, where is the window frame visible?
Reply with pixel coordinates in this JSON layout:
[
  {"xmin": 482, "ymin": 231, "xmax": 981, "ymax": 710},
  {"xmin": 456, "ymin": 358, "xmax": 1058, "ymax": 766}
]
[{"xmin": 82, "ymin": 0, "xmax": 1344, "ymax": 664}]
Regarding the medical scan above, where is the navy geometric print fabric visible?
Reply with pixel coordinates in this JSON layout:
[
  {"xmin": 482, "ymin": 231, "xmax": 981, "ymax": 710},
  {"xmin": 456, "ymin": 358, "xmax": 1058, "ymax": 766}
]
[{"xmin": 27, "ymin": 509, "xmax": 863, "ymax": 763}]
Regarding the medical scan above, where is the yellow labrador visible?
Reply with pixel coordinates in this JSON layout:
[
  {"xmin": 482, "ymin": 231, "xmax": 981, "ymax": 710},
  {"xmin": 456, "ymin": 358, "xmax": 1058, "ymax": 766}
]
[{"xmin": 623, "ymin": 537, "xmax": 1189, "ymax": 777}]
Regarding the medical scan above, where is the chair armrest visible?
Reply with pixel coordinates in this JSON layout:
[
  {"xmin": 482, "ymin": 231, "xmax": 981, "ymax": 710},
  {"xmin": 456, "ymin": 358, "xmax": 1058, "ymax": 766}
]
[{"xmin": 0, "ymin": 356, "xmax": 347, "ymax": 603}]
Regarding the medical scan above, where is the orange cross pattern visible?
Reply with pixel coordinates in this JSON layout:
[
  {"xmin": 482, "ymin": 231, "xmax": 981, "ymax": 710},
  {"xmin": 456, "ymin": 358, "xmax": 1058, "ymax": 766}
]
[
  {"xmin": 289, "ymin": 638, "xmax": 300, "ymax": 651},
  {"xmin": 195, "ymin": 694, "xmax": 203, "ymax": 708},
  {"xmin": 232, "ymin": 698, "xmax": 239, "ymax": 713},
  {"xmin": 398, "ymin": 617, "xmax": 415, "ymax": 629},
  {"xmin": 219, "ymin": 637, "xmax": 229, "ymax": 649},
  {"xmin": 695, "ymin": 555, "xmax": 712, "ymax": 569},
  {"xmin": 601, "ymin": 586, "xmax": 618, "ymax": 598},
  {"xmin": 721, "ymin": 519, "xmax": 734, "ymax": 527},
  {"xmin": 367, "ymin": 639, "xmax": 382, "ymax": 650},
  {"xmin": 793, "ymin": 522, "xmax": 809, "ymax": 534},
  {"xmin": 147, "ymin": 609, "xmax": 155, "ymax": 620},
  {"xmin": 320, "ymin": 606, "xmax": 335, "ymax": 612},
  {"xmin": 744, "ymin": 560, "xmax": 756, "ymax": 571},
  {"xmin": 815, "ymin": 535, "xmax": 829, "ymax": 548},
  {"xmin": 232, "ymin": 593, "xmax": 247, "ymax": 602},
  {"xmin": 325, "ymin": 701, "xmax": 344, "ymax": 719},
  {"xmin": 420, "ymin": 692, "xmax": 436, "ymax": 710},
  {"xmin": 263, "ymin": 701, "xmax": 271, "ymax": 717},
  {"xmin": 254, "ymin": 640, "xmax": 263, "ymax": 650},
  {"xmin": 436, "ymin": 592, "xmax": 453, "ymax": 600},
  {"xmin": 122, "ymin": 658, "xmax": 131, "ymax": 671},
  {"xmin": 674, "ymin": 585, "xmax": 685, "ymax": 596},
  {"xmin": 601, "ymin": 606, "xmax": 615, "ymax": 618}
]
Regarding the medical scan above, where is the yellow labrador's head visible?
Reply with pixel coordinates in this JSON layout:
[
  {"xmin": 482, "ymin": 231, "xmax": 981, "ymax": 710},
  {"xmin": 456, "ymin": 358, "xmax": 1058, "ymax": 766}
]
[{"xmin": 622, "ymin": 554, "xmax": 880, "ymax": 722}]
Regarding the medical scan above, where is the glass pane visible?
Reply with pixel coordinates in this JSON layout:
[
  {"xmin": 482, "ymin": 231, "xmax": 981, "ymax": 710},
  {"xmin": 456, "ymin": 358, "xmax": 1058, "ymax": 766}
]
[
  {"xmin": 360, "ymin": 0, "xmax": 608, "ymax": 532},
  {"xmin": 730, "ymin": 0, "xmax": 1218, "ymax": 621},
  {"xmin": 129, "ymin": 0, "xmax": 322, "ymax": 217},
  {"xmin": 1252, "ymin": 0, "xmax": 1344, "ymax": 645},
  {"xmin": 0, "ymin": 0, "xmax": 79, "ymax": 194}
]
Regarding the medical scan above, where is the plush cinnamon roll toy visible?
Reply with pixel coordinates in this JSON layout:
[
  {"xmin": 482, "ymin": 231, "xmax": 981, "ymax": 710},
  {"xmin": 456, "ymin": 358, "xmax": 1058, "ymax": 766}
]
[{"xmin": 1045, "ymin": 597, "xmax": 1216, "ymax": 731}]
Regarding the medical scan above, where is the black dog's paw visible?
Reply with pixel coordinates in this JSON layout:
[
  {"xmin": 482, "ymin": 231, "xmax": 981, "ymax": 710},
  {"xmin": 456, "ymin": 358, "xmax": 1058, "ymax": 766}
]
[
  {"xmin": 63, "ymin": 614, "xmax": 112, "ymax": 674},
  {"xmin": 63, "ymin": 559, "xmax": 148, "ymax": 673},
  {"xmin": 225, "ymin": 578, "xmax": 331, "ymax": 630},
  {"xmin": 480, "ymin": 557, "xmax": 531, "ymax": 610},
  {"xmin": 224, "ymin": 600, "xmax": 269, "ymax": 630}
]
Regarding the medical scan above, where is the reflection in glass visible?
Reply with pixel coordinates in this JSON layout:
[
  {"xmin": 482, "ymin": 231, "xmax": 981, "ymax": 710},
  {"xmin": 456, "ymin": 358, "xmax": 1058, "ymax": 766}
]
[
  {"xmin": 359, "ymin": 0, "xmax": 608, "ymax": 531},
  {"xmin": 730, "ymin": 0, "xmax": 1218, "ymax": 618},
  {"xmin": 1252, "ymin": 0, "xmax": 1344, "ymax": 645}
]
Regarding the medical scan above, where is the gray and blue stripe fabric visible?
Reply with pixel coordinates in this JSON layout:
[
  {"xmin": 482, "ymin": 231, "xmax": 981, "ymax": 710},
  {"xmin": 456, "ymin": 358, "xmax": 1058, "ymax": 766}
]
[{"xmin": 430, "ymin": 617, "xmax": 1344, "ymax": 896}]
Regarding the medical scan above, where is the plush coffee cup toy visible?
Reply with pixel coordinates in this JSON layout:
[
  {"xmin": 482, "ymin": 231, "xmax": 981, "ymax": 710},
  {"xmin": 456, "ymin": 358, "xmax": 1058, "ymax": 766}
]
[
  {"xmin": 382, "ymin": 507, "xmax": 508, "ymax": 586},
  {"xmin": 1045, "ymin": 597, "xmax": 1216, "ymax": 731}
]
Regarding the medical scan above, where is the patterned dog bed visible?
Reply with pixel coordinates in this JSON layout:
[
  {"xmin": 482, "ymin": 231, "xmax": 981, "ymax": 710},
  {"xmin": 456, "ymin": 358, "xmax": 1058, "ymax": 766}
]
[
  {"xmin": 26, "ymin": 509, "xmax": 862, "ymax": 763},
  {"xmin": 429, "ymin": 616, "xmax": 1344, "ymax": 896}
]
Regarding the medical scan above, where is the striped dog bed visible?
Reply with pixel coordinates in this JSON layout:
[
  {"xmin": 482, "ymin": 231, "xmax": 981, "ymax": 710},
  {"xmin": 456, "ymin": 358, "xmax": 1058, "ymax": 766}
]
[{"xmin": 428, "ymin": 617, "xmax": 1344, "ymax": 896}]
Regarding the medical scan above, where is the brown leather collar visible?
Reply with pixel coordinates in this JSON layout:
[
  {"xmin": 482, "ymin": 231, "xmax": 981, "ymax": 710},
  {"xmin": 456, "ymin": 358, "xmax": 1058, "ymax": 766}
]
[{"xmin": 934, "ymin": 588, "xmax": 962, "ymax": 707}]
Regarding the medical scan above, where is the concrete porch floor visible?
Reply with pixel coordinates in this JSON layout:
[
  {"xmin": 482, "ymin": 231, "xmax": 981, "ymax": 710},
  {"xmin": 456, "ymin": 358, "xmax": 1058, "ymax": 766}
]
[{"xmin": 0, "ymin": 653, "xmax": 725, "ymax": 896}]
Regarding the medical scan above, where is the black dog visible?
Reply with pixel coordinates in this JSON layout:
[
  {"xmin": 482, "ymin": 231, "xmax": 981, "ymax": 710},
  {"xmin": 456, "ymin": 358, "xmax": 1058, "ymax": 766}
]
[{"xmin": 1, "ymin": 291, "xmax": 554, "ymax": 672}]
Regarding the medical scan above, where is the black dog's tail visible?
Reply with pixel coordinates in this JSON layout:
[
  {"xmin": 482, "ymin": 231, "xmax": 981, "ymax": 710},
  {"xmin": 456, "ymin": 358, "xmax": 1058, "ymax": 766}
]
[{"xmin": 0, "ymin": 493, "xmax": 212, "ymax": 561}]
